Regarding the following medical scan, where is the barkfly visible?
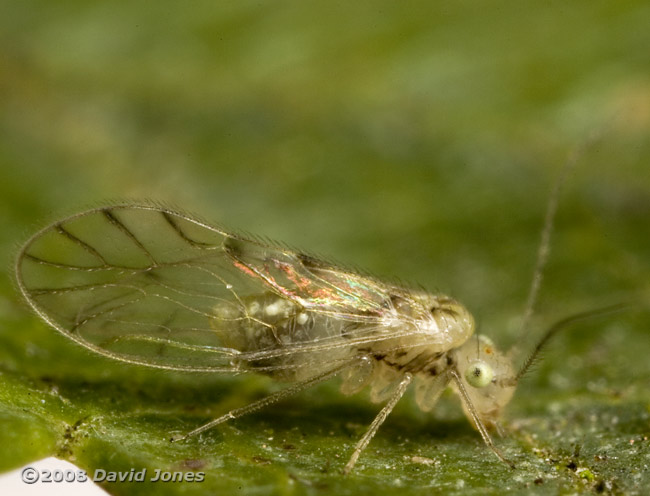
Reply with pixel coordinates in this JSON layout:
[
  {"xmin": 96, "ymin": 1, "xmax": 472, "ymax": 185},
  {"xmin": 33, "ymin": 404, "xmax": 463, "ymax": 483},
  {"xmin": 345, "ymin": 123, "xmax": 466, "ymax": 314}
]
[{"xmin": 14, "ymin": 145, "xmax": 621, "ymax": 474}]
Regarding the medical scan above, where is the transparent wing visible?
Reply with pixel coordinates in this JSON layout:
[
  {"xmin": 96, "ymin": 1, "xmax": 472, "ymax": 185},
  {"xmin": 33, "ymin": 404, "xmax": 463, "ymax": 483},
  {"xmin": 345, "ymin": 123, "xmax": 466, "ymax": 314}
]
[{"xmin": 15, "ymin": 204, "xmax": 430, "ymax": 373}]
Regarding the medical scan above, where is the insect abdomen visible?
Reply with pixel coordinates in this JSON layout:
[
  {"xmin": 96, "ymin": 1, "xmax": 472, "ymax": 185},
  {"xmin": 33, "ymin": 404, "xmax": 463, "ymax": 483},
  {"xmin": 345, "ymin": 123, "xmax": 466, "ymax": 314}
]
[{"xmin": 211, "ymin": 292, "xmax": 355, "ymax": 381}]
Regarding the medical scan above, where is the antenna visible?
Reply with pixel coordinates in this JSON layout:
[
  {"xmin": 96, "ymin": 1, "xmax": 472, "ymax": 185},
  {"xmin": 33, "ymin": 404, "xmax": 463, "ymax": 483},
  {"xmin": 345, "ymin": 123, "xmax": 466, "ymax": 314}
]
[
  {"xmin": 515, "ymin": 303, "xmax": 629, "ymax": 382},
  {"xmin": 511, "ymin": 125, "xmax": 609, "ymax": 358}
]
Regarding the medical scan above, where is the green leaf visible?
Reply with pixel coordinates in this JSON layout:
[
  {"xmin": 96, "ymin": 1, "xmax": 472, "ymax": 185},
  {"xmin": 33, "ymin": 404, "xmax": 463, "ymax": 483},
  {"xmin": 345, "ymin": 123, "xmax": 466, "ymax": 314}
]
[{"xmin": 1, "ymin": 1, "xmax": 649, "ymax": 495}]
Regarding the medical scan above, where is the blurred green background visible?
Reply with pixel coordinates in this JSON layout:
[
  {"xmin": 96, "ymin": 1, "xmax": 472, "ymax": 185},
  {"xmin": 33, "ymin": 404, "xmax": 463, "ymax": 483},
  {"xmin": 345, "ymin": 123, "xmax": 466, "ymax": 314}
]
[{"xmin": 1, "ymin": 1, "xmax": 649, "ymax": 495}]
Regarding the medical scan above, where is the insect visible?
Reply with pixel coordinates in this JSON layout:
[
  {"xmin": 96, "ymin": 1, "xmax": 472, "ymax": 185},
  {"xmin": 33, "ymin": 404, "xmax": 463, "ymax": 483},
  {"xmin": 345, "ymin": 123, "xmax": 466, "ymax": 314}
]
[{"xmin": 14, "ymin": 154, "xmax": 620, "ymax": 473}]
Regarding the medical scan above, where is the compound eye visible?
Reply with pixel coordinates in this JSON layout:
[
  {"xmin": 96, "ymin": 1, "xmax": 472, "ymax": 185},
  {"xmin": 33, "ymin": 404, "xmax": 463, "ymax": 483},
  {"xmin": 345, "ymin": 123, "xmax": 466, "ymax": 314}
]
[{"xmin": 465, "ymin": 360, "xmax": 493, "ymax": 388}]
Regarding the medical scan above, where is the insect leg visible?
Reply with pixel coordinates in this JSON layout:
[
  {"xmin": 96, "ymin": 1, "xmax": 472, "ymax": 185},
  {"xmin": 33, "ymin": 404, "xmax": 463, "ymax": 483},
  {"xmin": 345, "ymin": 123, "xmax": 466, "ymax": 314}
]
[
  {"xmin": 172, "ymin": 361, "xmax": 353, "ymax": 442},
  {"xmin": 414, "ymin": 371, "xmax": 451, "ymax": 411},
  {"xmin": 343, "ymin": 373, "xmax": 413, "ymax": 475},
  {"xmin": 449, "ymin": 369, "xmax": 515, "ymax": 468}
]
